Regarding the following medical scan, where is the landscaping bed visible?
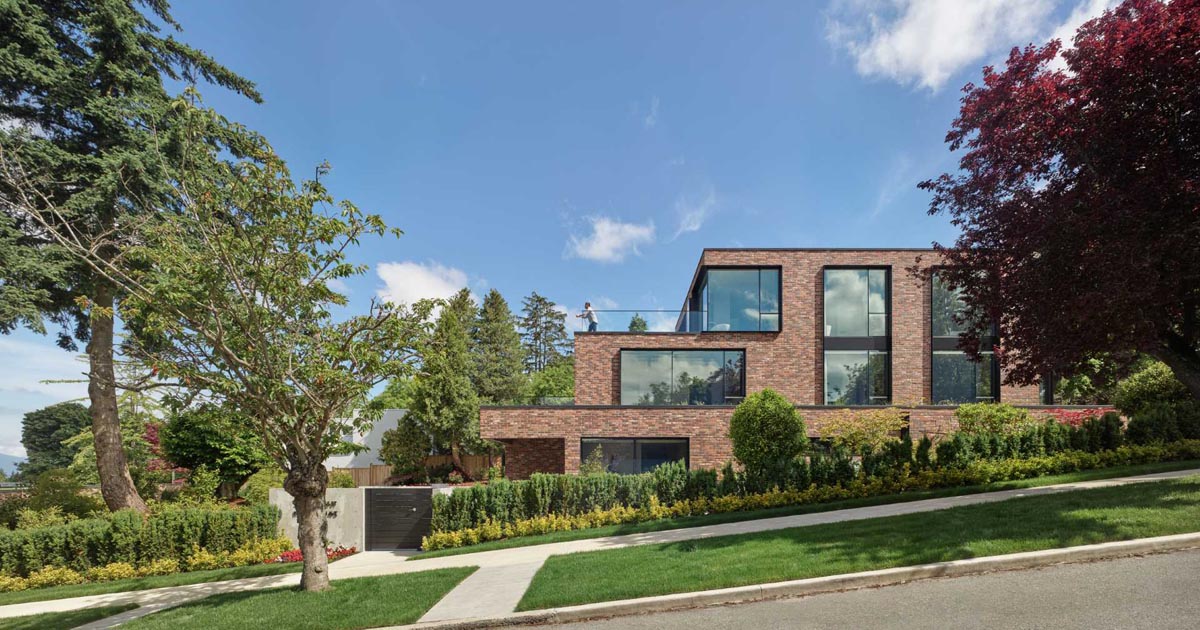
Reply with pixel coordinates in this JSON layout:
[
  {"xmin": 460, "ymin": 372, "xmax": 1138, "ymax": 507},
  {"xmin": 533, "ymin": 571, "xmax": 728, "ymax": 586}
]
[{"xmin": 517, "ymin": 475, "xmax": 1200, "ymax": 610}]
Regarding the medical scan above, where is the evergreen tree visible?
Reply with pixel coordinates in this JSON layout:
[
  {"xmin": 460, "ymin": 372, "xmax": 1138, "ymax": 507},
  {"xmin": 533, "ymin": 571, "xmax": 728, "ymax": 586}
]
[
  {"xmin": 473, "ymin": 289, "xmax": 528, "ymax": 403},
  {"xmin": 19, "ymin": 402, "xmax": 90, "ymax": 478},
  {"xmin": 520, "ymin": 292, "xmax": 569, "ymax": 372},
  {"xmin": 0, "ymin": 0, "xmax": 260, "ymax": 512},
  {"xmin": 628, "ymin": 313, "xmax": 648, "ymax": 332},
  {"xmin": 408, "ymin": 306, "xmax": 480, "ymax": 476}
]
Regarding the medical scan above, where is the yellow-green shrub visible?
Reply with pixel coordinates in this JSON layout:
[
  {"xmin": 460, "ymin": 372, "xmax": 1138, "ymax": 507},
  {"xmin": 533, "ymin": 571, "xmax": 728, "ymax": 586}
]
[
  {"xmin": 86, "ymin": 562, "xmax": 138, "ymax": 582},
  {"xmin": 137, "ymin": 558, "xmax": 179, "ymax": 577},
  {"xmin": 0, "ymin": 574, "xmax": 28, "ymax": 592},
  {"xmin": 226, "ymin": 537, "xmax": 293, "ymax": 567},
  {"xmin": 25, "ymin": 566, "xmax": 85, "ymax": 588},
  {"xmin": 185, "ymin": 546, "xmax": 228, "ymax": 572}
]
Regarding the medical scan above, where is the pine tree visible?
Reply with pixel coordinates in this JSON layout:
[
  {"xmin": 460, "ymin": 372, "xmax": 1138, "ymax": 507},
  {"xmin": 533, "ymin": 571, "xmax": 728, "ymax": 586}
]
[
  {"xmin": 473, "ymin": 289, "xmax": 528, "ymax": 403},
  {"xmin": 0, "ymin": 0, "xmax": 260, "ymax": 512},
  {"xmin": 408, "ymin": 306, "xmax": 480, "ymax": 476},
  {"xmin": 519, "ymin": 292, "xmax": 570, "ymax": 372},
  {"xmin": 628, "ymin": 313, "xmax": 648, "ymax": 332},
  {"xmin": 443, "ymin": 288, "xmax": 478, "ymax": 384}
]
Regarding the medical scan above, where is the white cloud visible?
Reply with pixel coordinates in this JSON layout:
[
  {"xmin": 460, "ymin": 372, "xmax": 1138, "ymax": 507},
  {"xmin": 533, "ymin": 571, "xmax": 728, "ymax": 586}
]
[
  {"xmin": 375, "ymin": 261, "xmax": 471, "ymax": 310},
  {"xmin": 1046, "ymin": 0, "xmax": 1119, "ymax": 70},
  {"xmin": 825, "ymin": 0, "xmax": 1056, "ymax": 91},
  {"xmin": 0, "ymin": 336, "xmax": 90, "ymax": 459},
  {"xmin": 672, "ymin": 187, "xmax": 718, "ymax": 239},
  {"xmin": 566, "ymin": 216, "xmax": 656, "ymax": 263},
  {"xmin": 643, "ymin": 96, "xmax": 660, "ymax": 128}
]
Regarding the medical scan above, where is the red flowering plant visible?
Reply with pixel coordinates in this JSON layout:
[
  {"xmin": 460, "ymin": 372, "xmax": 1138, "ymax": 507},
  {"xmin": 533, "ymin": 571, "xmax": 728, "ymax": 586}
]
[
  {"xmin": 269, "ymin": 546, "xmax": 358, "ymax": 564},
  {"xmin": 1035, "ymin": 408, "xmax": 1118, "ymax": 427}
]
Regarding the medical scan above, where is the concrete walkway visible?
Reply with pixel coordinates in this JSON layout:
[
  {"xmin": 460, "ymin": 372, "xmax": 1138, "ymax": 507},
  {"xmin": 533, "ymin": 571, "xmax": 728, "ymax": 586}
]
[{"xmin": 5, "ymin": 467, "xmax": 1197, "ymax": 628}]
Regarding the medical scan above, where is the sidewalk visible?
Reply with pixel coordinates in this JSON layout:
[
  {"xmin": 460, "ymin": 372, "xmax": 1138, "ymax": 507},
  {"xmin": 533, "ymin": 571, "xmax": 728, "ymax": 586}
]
[{"xmin": 4, "ymin": 467, "xmax": 1196, "ymax": 628}]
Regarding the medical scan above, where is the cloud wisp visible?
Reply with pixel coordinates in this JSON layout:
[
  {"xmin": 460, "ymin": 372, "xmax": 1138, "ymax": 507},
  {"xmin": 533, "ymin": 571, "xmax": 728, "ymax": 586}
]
[
  {"xmin": 672, "ymin": 187, "xmax": 718, "ymax": 239},
  {"xmin": 566, "ymin": 216, "xmax": 656, "ymax": 263}
]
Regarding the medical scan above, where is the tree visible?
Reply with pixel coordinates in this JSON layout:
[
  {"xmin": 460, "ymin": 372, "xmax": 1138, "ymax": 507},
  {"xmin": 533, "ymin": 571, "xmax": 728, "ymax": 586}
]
[
  {"xmin": 18, "ymin": 402, "xmax": 90, "ymax": 478},
  {"xmin": 0, "ymin": 0, "xmax": 261, "ymax": 512},
  {"xmin": 473, "ymin": 289, "xmax": 528, "ymax": 403},
  {"xmin": 728, "ymin": 389, "xmax": 806, "ymax": 484},
  {"xmin": 520, "ymin": 292, "xmax": 569, "ymax": 372},
  {"xmin": 408, "ymin": 306, "xmax": 480, "ymax": 476},
  {"xmin": 379, "ymin": 413, "xmax": 433, "ymax": 479},
  {"xmin": 528, "ymin": 356, "xmax": 574, "ymax": 403},
  {"xmin": 921, "ymin": 0, "xmax": 1200, "ymax": 402},
  {"xmin": 160, "ymin": 406, "xmax": 271, "ymax": 498},
  {"xmin": 7, "ymin": 101, "xmax": 431, "ymax": 591},
  {"xmin": 628, "ymin": 313, "xmax": 648, "ymax": 332},
  {"xmin": 368, "ymin": 377, "xmax": 415, "ymax": 412}
]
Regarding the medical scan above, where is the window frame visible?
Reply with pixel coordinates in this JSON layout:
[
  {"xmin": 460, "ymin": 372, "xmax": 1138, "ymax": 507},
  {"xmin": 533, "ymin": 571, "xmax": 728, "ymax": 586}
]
[
  {"xmin": 687, "ymin": 265, "xmax": 783, "ymax": 333},
  {"xmin": 618, "ymin": 348, "xmax": 747, "ymax": 406},
  {"xmin": 822, "ymin": 266, "xmax": 892, "ymax": 404},
  {"xmin": 929, "ymin": 269, "xmax": 1001, "ymax": 403},
  {"xmin": 580, "ymin": 437, "xmax": 690, "ymax": 473}
]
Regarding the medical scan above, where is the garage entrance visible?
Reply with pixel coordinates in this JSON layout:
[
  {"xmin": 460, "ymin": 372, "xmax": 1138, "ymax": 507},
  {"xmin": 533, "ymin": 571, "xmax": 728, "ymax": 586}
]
[{"xmin": 365, "ymin": 488, "xmax": 433, "ymax": 550}]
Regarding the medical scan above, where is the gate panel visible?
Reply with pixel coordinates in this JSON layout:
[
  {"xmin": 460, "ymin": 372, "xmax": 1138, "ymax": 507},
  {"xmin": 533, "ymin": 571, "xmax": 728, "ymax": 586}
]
[{"xmin": 365, "ymin": 488, "xmax": 432, "ymax": 550}]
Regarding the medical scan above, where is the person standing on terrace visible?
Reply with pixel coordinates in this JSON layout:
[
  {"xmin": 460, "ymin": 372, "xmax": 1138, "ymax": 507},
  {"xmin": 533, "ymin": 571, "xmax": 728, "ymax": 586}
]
[{"xmin": 577, "ymin": 302, "xmax": 599, "ymax": 332}]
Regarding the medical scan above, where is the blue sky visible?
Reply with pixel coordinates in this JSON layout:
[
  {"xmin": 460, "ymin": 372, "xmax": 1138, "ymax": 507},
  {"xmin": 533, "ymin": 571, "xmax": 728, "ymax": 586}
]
[{"xmin": 0, "ymin": 0, "xmax": 1117, "ymax": 456}]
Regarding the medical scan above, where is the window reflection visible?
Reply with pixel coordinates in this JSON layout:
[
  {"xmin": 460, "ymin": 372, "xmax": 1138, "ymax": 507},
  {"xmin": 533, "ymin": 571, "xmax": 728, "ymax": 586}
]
[
  {"xmin": 932, "ymin": 351, "xmax": 996, "ymax": 403},
  {"xmin": 932, "ymin": 273, "xmax": 966, "ymax": 337},
  {"xmin": 581, "ymin": 438, "xmax": 689, "ymax": 474},
  {"xmin": 621, "ymin": 350, "xmax": 746, "ymax": 405},
  {"xmin": 824, "ymin": 269, "xmax": 888, "ymax": 337},
  {"xmin": 700, "ymin": 268, "xmax": 781, "ymax": 332},
  {"xmin": 824, "ymin": 350, "xmax": 889, "ymax": 404}
]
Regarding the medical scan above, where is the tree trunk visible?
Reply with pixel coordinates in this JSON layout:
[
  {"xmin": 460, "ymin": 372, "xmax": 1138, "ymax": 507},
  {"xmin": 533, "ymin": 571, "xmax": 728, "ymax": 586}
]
[
  {"xmin": 450, "ymin": 440, "xmax": 469, "ymax": 480},
  {"xmin": 1153, "ymin": 343, "xmax": 1200, "ymax": 403},
  {"xmin": 88, "ymin": 283, "xmax": 148, "ymax": 513},
  {"xmin": 285, "ymin": 466, "xmax": 330, "ymax": 592}
]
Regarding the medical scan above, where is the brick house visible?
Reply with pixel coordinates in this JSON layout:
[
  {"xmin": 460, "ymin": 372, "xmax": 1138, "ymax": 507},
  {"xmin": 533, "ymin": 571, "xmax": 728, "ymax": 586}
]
[{"xmin": 482, "ymin": 248, "xmax": 1090, "ymax": 479}]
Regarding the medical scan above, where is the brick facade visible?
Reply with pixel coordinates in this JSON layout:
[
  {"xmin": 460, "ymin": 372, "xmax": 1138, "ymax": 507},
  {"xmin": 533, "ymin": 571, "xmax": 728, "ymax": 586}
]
[{"xmin": 484, "ymin": 248, "xmax": 1052, "ymax": 479}]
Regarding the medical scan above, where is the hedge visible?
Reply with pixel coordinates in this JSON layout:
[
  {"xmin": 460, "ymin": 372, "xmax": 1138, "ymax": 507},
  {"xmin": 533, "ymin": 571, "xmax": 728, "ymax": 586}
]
[
  {"xmin": 0, "ymin": 504, "xmax": 279, "ymax": 578},
  {"xmin": 422, "ymin": 440, "xmax": 1200, "ymax": 550}
]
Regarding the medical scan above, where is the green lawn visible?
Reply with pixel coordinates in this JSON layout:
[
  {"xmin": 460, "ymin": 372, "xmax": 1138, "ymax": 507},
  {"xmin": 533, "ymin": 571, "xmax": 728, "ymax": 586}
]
[
  {"xmin": 518, "ymin": 475, "xmax": 1200, "ymax": 611},
  {"xmin": 0, "ymin": 604, "xmax": 136, "ymax": 630},
  {"xmin": 412, "ymin": 459, "xmax": 1200, "ymax": 560},
  {"xmin": 123, "ymin": 567, "xmax": 475, "ymax": 630},
  {"xmin": 0, "ymin": 562, "xmax": 302, "ymax": 607}
]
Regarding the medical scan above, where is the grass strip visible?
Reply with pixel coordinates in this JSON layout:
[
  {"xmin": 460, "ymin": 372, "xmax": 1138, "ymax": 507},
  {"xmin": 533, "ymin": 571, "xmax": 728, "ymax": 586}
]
[
  {"xmin": 0, "ymin": 604, "xmax": 137, "ymax": 629},
  {"xmin": 0, "ymin": 562, "xmax": 302, "ymax": 607},
  {"xmin": 412, "ymin": 459, "xmax": 1200, "ymax": 560},
  {"xmin": 123, "ymin": 567, "xmax": 475, "ymax": 630},
  {"xmin": 518, "ymin": 474, "xmax": 1200, "ymax": 610}
]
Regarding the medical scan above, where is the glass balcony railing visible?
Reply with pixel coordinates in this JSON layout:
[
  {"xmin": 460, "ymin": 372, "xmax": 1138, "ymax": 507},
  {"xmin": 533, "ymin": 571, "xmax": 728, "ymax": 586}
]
[{"xmin": 576, "ymin": 309, "xmax": 780, "ymax": 333}]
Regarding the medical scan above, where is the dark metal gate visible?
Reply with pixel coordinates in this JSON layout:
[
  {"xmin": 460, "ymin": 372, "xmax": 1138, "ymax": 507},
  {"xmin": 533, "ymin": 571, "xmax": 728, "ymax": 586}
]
[{"xmin": 365, "ymin": 488, "xmax": 433, "ymax": 550}]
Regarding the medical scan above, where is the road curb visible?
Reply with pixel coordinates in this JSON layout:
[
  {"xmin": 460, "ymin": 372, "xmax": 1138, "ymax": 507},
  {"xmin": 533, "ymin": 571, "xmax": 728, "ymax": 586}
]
[{"xmin": 384, "ymin": 532, "xmax": 1200, "ymax": 630}]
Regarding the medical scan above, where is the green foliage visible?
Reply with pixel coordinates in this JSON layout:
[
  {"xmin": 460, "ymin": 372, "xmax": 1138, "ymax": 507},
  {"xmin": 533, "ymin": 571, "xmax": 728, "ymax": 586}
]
[
  {"xmin": 474, "ymin": 289, "xmax": 529, "ymax": 404},
  {"xmin": 520, "ymin": 292, "xmax": 570, "ymax": 372},
  {"xmin": 408, "ymin": 303, "xmax": 481, "ymax": 462},
  {"xmin": 814, "ymin": 407, "xmax": 909, "ymax": 452},
  {"xmin": 1126, "ymin": 402, "xmax": 1200, "ymax": 445},
  {"xmin": 1113, "ymin": 360, "xmax": 1190, "ymax": 416},
  {"xmin": 369, "ymin": 378, "xmax": 415, "ymax": 412},
  {"xmin": 953, "ymin": 403, "xmax": 1037, "ymax": 435},
  {"xmin": 329, "ymin": 471, "xmax": 356, "ymax": 488},
  {"xmin": 528, "ymin": 357, "xmax": 574, "ymax": 402},
  {"xmin": 15, "ymin": 507, "xmax": 72, "ymax": 530},
  {"xmin": 579, "ymin": 446, "xmax": 607, "ymax": 475},
  {"xmin": 728, "ymin": 389, "xmax": 807, "ymax": 482},
  {"xmin": 177, "ymin": 466, "xmax": 222, "ymax": 505},
  {"xmin": 0, "ymin": 504, "xmax": 278, "ymax": 578},
  {"xmin": 379, "ymin": 413, "xmax": 432, "ymax": 478},
  {"xmin": 17, "ymin": 403, "xmax": 90, "ymax": 478},
  {"xmin": 160, "ymin": 406, "xmax": 269, "ymax": 489},
  {"xmin": 26, "ymin": 469, "xmax": 104, "ymax": 519},
  {"xmin": 627, "ymin": 313, "xmax": 648, "ymax": 332},
  {"xmin": 238, "ymin": 466, "xmax": 287, "ymax": 506}
]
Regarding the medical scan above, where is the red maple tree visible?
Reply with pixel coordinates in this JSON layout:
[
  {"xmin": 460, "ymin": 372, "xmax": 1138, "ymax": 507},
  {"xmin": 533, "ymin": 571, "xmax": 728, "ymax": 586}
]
[{"xmin": 922, "ymin": 0, "xmax": 1200, "ymax": 401}]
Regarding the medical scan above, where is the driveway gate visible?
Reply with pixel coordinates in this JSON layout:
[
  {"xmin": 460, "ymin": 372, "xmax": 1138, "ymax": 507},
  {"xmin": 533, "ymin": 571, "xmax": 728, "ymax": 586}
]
[{"xmin": 365, "ymin": 488, "xmax": 433, "ymax": 550}]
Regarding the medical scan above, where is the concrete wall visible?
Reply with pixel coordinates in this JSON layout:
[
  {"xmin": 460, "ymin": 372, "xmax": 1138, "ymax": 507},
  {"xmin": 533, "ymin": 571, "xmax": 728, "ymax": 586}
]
[{"xmin": 270, "ymin": 488, "xmax": 365, "ymax": 550}]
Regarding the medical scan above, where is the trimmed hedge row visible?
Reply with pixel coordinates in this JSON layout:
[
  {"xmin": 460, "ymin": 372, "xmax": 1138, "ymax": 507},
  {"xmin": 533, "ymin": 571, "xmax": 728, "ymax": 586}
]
[
  {"xmin": 0, "ymin": 504, "xmax": 279, "ymax": 578},
  {"xmin": 422, "ymin": 440, "xmax": 1200, "ymax": 550},
  {"xmin": 935, "ymin": 413, "xmax": 1125, "ymax": 468}
]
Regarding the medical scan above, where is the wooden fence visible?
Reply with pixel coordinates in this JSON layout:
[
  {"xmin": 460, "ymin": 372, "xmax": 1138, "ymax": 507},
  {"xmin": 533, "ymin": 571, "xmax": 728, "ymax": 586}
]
[{"xmin": 333, "ymin": 454, "xmax": 498, "ymax": 487}]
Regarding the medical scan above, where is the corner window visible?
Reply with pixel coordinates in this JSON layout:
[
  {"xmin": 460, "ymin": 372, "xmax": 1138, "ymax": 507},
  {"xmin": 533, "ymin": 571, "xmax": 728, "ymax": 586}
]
[
  {"xmin": 693, "ymin": 268, "xmax": 781, "ymax": 332},
  {"xmin": 620, "ymin": 349, "xmax": 745, "ymax": 405},
  {"xmin": 931, "ymin": 272, "xmax": 999, "ymax": 403},
  {"xmin": 823, "ymin": 268, "xmax": 890, "ymax": 404},
  {"xmin": 581, "ymin": 438, "xmax": 688, "ymax": 474}
]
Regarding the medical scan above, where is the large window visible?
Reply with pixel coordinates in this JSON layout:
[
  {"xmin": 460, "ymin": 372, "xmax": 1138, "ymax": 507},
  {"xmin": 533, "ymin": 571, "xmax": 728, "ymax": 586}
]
[
  {"xmin": 580, "ymin": 438, "xmax": 689, "ymax": 474},
  {"xmin": 620, "ymin": 349, "xmax": 745, "ymax": 405},
  {"xmin": 931, "ymin": 272, "xmax": 999, "ymax": 403},
  {"xmin": 823, "ymin": 268, "xmax": 890, "ymax": 404},
  {"xmin": 691, "ymin": 268, "xmax": 781, "ymax": 332}
]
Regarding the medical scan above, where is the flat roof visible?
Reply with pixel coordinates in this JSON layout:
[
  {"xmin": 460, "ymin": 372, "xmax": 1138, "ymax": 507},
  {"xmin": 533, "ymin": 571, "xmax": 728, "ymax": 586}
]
[{"xmin": 702, "ymin": 247, "xmax": 938, "ymax": 252}]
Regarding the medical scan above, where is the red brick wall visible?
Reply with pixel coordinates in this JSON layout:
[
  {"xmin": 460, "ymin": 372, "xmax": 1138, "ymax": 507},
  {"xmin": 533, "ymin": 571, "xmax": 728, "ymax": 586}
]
[
  {"xmin": 573, "ymin": 249, "xmax": 1041, "ymax": 406},
  {"xmin": 482, "ymin": 404, "xmax": 1114, "ymax": 479}
]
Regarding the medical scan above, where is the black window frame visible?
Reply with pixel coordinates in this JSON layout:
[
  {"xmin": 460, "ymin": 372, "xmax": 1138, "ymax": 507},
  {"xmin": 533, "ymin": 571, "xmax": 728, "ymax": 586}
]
[
  {"xmin": 683, "ymin": 265, "xmax": 783, "ymax": 333},
  {"xmin": 929, "ymin": 269, "xmax": 1001, "ymax": 403},
  {"xmin": 580, "ymin": 437, "xmax": 690, "ymax": 474},
  {"xmin": 822, "ymin": 266, "xmax": 892, "ymax": 405},
  {"xmin": 618, "ymin": 348, "xmax": 747, "ymax": 406}
]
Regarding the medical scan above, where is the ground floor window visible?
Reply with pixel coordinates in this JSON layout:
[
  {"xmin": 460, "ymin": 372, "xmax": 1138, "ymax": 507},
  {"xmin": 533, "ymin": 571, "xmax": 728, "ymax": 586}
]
[
  {"xmin": 932, "ymin": 351, "xmax": 997, "ymax": 403},
  {"xmin": 824, "ymin": 350, "xmax": 890, "ymax": 404},
  {"xmin": 580, "ymin": 438, "xmax": 689, "ymax": 474}
]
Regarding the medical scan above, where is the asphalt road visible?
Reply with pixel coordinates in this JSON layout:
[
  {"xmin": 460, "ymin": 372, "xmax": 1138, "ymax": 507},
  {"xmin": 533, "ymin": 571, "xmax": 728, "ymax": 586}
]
[{"xmin": 543, "ymin": 549, "xmax": 1200, "ymax": 630}]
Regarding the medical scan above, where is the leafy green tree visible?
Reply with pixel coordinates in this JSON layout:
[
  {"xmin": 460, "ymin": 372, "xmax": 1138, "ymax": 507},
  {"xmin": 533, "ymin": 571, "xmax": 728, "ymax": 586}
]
[
  {"xmin": 0, "ymin": 0, "xmax": 261, "ymax": 512},
  {"xmin": 628, "ymin": 313, "xmax": 648, "ymax": 332},
  {"xmin": 379, "ymin": 412, "xmax": 433, "ymax": 479},
  {"xmin": 13, "ymin": 100, "xmax": 432, "ymax": 591},
  {"xmin": 728, "ymin": 389, "xmax": 806, "ymax": 486},
  {"xmin": 520, "ymin": 292, "xmax": 569, "ymax": 372},
  {"xmin": 160, "ymin": 406, "xmax": 270, "ymax": 498},
  {"xmin": 528, "ymin": 356, "xmax": 574, "ymax": 402},
  {"xmin": 473, "ymin": 289, "xmax": 528, "ymax": 403},
  {"xmin": 1113, "ymin": 359, "xmax": 1190, "ymax": 416},
  {"xmin": 368, "ymin": 376, "xmax": 415, "ymax": 411},
  {"xmin": 409, "ymin": 307, "xmax": 480, "ymax": 475},
  {"xmin": 62, "ymin": 382, "xmax": 172, "ymax": 500},
  {"xmin": 19, "ymin": 402, "xmax": 90, "ymax": 478}
]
